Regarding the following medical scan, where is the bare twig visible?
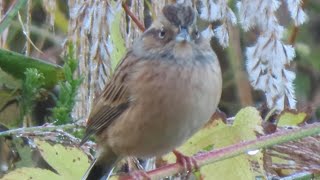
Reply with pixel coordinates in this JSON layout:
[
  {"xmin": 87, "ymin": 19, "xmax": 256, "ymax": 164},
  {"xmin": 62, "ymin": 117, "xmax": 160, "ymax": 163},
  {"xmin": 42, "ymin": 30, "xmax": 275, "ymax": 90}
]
[
  {"xmin": 0, "ymin": 123, "xmax": 82, "ymax": 137},
  {"xmin": 122, "ymin": 2, "xmax": 145, "ymax": 32},
  {"xmin": 17, "ymin": 12, "xmax": 43, "ymax": 54},
  {"xmin": 288, "ymin": 0, "xmax": 308, "ymax": 45},
  {"xmin": 228, "ymin": 24, "xmax": 253, "ymax": 106},
  {"xmin": 1, "ymin": 123, "xmax": 95, "ymax": 160},
  {"xmin": 288, "ymin": 26, "xmax": 299, "ymax": 45}
]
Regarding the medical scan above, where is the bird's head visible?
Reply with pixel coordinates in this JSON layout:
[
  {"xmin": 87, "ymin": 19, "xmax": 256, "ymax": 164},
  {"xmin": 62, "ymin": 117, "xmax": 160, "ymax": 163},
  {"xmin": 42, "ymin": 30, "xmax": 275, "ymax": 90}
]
[{"xmin": 133, "ymin": 4, "xmax": 206, "ymax": 59}]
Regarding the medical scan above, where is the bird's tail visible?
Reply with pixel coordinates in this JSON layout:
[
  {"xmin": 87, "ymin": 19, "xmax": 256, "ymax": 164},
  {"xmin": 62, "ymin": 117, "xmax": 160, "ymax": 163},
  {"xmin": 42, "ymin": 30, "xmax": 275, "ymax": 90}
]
[{"xmin": 82, "ymin": 148, "xmax": 120, "ymax": 180}]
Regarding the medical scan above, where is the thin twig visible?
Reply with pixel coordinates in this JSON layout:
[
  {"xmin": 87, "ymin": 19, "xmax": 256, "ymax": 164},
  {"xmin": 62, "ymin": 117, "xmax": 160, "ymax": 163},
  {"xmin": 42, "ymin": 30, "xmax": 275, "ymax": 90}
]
[
  {"xmin": 0, "ymin": 123, "xmax": 81, "ymax": 137},
  {"xmin": 4, "ymin": 124, "xmax": 95, "ymax": 160},
  {"xmin": 17, "ymin": 12, "xmax": 43, "ymax": 54},
  {"xmin": 288, "ymin": 26, "xmax": 299, "ymax": 45},
  {"xmin": 228, "ymin": 24, "xmax": 253, "ymax": 106},
  {"xmin": 25, "ymin": 0, "xmax": 32, "ymax": 56},
  {"xmin": 122, "ymin": 2, "xmax": 145, "ymax": 32}
]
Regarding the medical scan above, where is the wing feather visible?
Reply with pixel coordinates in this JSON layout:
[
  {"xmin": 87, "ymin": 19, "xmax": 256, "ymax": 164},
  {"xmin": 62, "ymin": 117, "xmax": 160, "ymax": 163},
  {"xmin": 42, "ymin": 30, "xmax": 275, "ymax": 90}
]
[{"xmin": 80, "ymin": 51, "xmax": 137, "ymax": 145}]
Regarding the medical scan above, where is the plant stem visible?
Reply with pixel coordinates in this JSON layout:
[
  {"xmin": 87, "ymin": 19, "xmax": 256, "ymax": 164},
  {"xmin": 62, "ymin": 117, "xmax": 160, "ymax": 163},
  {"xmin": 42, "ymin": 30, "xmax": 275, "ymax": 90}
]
[
  {"xmin": 120, "ymin": 123, "xmax": 320, "ymax": 179},
  {"xmin": 0, "ymin": 0, "xmax": 27, "ymax": 34},
  {"xmin": 228, "ymin": 25, "xmax": 253, "ymax": 106}
]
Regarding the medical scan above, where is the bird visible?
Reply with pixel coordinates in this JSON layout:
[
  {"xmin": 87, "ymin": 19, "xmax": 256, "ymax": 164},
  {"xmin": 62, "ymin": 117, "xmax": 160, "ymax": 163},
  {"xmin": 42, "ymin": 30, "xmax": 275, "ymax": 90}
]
[{"xmin": 80, "ymin": 3, "xmax": 222, "ymax": 180}]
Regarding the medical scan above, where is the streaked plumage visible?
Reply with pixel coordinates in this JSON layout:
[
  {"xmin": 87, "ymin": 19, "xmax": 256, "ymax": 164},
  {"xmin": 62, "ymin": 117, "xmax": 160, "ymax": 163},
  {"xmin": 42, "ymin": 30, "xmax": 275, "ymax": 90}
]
[{"xmin": 81, "ymin": 4, "xmax": 222, "ymax": 180}]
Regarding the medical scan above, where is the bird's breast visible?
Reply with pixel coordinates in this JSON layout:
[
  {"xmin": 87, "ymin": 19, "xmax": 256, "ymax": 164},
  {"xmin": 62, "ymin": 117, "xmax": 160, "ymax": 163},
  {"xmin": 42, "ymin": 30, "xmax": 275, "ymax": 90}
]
[{"xmin": 107, "ymin": 56, "xmax": 221, "ymax": 157}]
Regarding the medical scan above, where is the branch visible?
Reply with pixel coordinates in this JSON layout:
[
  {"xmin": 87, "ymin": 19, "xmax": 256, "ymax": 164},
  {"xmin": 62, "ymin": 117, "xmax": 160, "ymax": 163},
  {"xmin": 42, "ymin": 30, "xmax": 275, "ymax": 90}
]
[
  {"xmin": 119, "ymin": 123, "xmax": 320, "ymax": 179},
  {"xmin": 122, "ymin": 2, "xmax": 145, "ymax": 32},
  {"xmin": 0, "ymin": 123, "xmax": 81, "ymax": 137},
  {"xmin": 288, "ymin": 26, "xmax": 299, "ymax": 45}
]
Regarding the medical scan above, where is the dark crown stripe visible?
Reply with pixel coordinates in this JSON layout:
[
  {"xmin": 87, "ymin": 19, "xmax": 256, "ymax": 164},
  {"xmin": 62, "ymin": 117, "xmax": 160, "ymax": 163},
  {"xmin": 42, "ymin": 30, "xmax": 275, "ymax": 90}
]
[{"xmin": 162, "ymin": 5, "xmax": 195, "ymax": 27}]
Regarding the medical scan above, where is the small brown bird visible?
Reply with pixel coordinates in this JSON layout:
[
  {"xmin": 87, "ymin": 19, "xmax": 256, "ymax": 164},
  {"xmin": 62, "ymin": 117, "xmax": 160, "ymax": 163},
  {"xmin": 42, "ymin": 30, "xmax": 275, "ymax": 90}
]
[{"xmin": 81, "ymin": 4, "xmax": 222, "ymax": 180}]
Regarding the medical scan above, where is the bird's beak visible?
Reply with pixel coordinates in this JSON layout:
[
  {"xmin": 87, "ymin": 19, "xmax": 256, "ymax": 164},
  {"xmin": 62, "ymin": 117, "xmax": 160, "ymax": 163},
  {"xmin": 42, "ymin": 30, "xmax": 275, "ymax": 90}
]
[{"xmin": 176, "ymin": 27, "xmax": 190, "ymax": 42}]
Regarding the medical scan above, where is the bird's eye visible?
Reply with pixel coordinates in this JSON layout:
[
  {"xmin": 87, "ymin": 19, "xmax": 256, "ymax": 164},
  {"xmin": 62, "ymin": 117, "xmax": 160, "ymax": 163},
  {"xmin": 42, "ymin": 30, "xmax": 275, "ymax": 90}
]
[
  {"xmin": 159, "ymin": 28, "xmax": 166, "ymax": 39},
  {"xmin": 194, "ymin": 30, "xmax": 200, "ymax": 39}
]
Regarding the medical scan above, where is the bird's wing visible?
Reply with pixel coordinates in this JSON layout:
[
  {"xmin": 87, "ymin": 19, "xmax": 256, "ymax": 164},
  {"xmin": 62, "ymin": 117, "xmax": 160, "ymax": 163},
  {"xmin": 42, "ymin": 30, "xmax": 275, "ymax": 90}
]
[{"xmin": 80, "ymin": 51, "xmax": 138, "ymax": 145}]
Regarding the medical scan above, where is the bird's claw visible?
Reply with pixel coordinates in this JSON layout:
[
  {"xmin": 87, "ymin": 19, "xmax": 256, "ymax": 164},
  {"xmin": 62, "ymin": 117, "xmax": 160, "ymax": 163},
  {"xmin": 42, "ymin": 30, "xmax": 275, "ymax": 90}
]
[{"xmin": 173, "ymin": 150, "xmax": 199, "ymax": 175}]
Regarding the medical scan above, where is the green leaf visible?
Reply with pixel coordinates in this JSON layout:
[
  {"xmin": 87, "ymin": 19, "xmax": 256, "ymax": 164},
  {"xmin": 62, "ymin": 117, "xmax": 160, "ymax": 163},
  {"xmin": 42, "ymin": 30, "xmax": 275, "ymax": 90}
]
[
  {"xmin": 0, "ymin": 68, "xmax": 21, "ymax": 127},
  {"xmin": 20, "ymin": 68, "xmax": 45, "ymax": 116},
  {"xmin": 51, "ymin": 45, "xmax": 82, "ymax": 124},
  {"xmin": 163, "ymin": 107, "xmax": 266, "ymax": 179},
  {"xmin": 0, "ymin": 0, "xmax": 27, "ymax": 34},
  {"xmin": 109, "ymin": 2, "xmax": 126, "ymax": 70},
  {"xmin": 53, "ymin": 5, "xmax": 69, "ymax": 33},
  {"xmin": 12, "ymin": 138, "xmax": 34, "ymax": 168},
  {"xmin": 34, "ymin": 139, "xmax": 90, "ymax": 179},
  {"xmin": 278, "ymin": 111, "xmax": 307, "ymax": 126},
  {"xmin": 0, "ymin": 49, "xmax": 64, "ymax": 89},
  {"xmin": 0, "ymin": 68, "xmax": 21, "ymax": 90},
  {"xmin": 1, "ymin": 167, "xmax": 60, "ymax": 180}
]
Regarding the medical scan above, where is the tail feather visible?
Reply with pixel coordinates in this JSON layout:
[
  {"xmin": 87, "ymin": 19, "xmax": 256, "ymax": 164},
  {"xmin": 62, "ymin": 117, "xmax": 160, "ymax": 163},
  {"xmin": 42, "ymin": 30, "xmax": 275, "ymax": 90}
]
[{"xmin": 82, "ymin": 149, "xmax": 119, "ymax": 180}]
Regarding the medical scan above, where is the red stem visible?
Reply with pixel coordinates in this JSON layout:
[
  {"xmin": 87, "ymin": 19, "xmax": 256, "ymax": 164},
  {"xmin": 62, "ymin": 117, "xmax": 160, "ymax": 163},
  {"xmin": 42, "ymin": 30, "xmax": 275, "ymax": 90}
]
[
  {"xmin": 122, "ymin": 2, "xmax": 145, "ymax": 32},
  {"xmin": 119, "ymin": 122, "xmax": 320, "ymax": 179}
]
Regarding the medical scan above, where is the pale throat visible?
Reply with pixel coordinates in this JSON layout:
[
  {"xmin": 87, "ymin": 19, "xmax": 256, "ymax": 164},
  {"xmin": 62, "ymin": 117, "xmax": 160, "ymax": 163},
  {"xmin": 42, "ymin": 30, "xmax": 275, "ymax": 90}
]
[{"xmin": 173, "ymin": 43, "xmax": 193, "ymax": 59}]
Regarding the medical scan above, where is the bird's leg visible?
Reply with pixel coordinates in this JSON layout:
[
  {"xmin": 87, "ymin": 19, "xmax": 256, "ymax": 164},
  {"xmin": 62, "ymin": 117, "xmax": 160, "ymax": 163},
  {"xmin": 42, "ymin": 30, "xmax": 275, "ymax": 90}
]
[
  {"xmin": 126, "ymin": 157, "xmax": 151, "ymax": 180},
  {"xmin": 173, "ymin": 150, "xmax": 199, "ymax": 176}
]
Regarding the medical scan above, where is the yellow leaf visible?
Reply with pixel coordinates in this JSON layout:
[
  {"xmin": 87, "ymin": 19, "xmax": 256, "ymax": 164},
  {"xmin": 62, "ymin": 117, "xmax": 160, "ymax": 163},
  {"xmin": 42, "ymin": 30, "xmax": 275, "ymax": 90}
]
[
  {"xmin": 109, "ymin": 2, "xmax": 126, "ymax": 70},
  {"xmin": 2, "ymin": 139, "xmax": 90, "ymax": 179},
  {"xmin": 163, "ymin": 107, "xmax": 266, "ymax": 180},
  {"xmin": 34, "ymin": 139, "xmax": 90, "ymax": 179},
  {"xmin": 278, "ymin": 111, "xmax": 307, "ymax": 126}
]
